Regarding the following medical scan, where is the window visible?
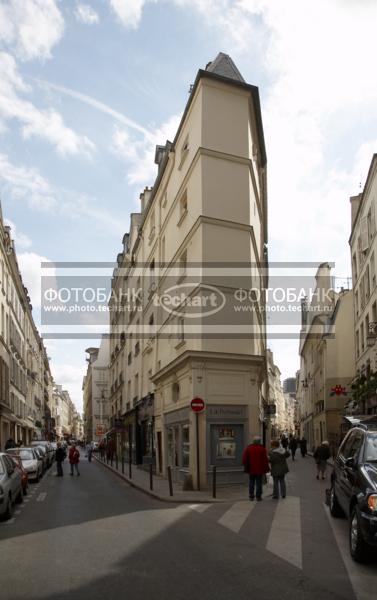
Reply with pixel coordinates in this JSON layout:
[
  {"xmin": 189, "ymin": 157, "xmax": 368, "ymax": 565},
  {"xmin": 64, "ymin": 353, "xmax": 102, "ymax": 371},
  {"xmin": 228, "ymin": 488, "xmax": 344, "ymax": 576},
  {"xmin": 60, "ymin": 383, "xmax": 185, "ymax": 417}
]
[
  {"xmin": 361, "ymin": 322, "xmax": 365, "ymax": 352},
  {"xmin": 172, "ymin": 381, "xmax": 180, "ymax": 403},
  {"xmin": 352, "ymin": 253, "xmax": 358, "ymax": 280},
  {"xmin": 371, "ymin": 252, "xmax": 376, "ymax": 288},
  {"xmin": 355, "ymin": 290, "xmax": 359, "ymax": 316},
  {"xmin": 179, "ymin": 135, "xmax": 189, "ymax": 169},
  {"xmin": 216, "ymin": 427, "xmax": 236, "ymax": 459},
  {"xmin": 366, "ymin": 314, "xmax": 370, "ymax": 342},
  {"xmin": 356, "ymin": 329, "xmax": 359, "ymax": 357},
  {"xmin": 182, "ymin": 425, "xmax": 190, "ymax": 467},
  {"xmin": 178, "ymin": 190, "xmax": 188, "ymax": 224},
  {"xmin": 179, "ymin": 250, "xmax": 187, "ymax": 280},
  {"xmin": 135, "ymin": 341, "xmax": 140, "ymax": 356},
  {"xmin": 365, "ymin": 266, "xmax": 370, "ymax": 299},
  {"xmin": 134, "ymin": 373, "xmax": 139, "ymax": 400},
  {"xmin": 149, "ymin": 209, "xmax": 155, "ymax": 243},
  {"xmin": 178, "ymin": 316, "xmax": 184, "ymax": 342},
  {"xmin": 372, "ymin": 301, "xmax": 377, "ymax": 323}
]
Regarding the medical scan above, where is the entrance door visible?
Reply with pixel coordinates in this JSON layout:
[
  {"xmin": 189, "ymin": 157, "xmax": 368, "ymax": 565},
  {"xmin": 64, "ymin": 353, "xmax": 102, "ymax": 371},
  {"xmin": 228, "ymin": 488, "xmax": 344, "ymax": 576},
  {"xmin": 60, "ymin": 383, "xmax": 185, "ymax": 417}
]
[
  {"xmin": 157, "ymin": 432, "xmax": 162, "ymax": 473},
  {"xmin": 167, "ymin": 426, "xmax": 180, "ymax": 481}
]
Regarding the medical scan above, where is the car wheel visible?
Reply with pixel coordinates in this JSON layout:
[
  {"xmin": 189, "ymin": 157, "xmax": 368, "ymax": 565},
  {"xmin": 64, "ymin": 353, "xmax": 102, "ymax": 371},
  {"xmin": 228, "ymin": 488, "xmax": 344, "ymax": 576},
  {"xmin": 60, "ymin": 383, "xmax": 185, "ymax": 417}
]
[
  {"xmin": 1, "ymin": 495, "xmax": 13, "ymax": 521},
  {"xmin": 350, "ymin": 506, "xmax": 369, "ymax": 563},
  {"xmin": 16, "ymin": 487, "xmax": 23, "ymax": 504},
  {"xmin": 330, "ymin": 485, "xmax": 344, "ymax": 518}
]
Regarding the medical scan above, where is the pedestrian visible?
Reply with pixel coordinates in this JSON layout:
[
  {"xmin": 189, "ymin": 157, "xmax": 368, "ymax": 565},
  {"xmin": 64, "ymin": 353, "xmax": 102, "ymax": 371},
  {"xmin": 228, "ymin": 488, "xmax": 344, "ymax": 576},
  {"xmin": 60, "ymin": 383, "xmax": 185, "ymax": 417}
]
[
  {"xmin": 86, "ymin": 441, "xmax": 93, "ymax": 462},
  {"xmin": 300, "ymin": 436, "xmax": 307, "ymax": 458},
  {"xmin": 269, "ymin": 440, "xmax": 290, "ymax": 499},
  {"xmin": 313, "ymin": 440, "xmax": 331, "ymax": 480},
  {"xmin": 242, "ymin": 435, "xmax": 270, "ymax": 502},
  {"xmin": 55, "ymin": 442, "xmax": 66, "ymax": 476},
  {"xmin": 69, "ymin": 443, "xmax": 80, "ymax": 476},
  {"xmin": 4, "ymin": 438, "xmax": 16, "ymax": 450},
  {"xmin": 281, "ymin": 435, "xmax": 288, "ymax": 450},
  {"xmin": 289, "ymin": 435, "xmax": 298, "ymax": 461}
]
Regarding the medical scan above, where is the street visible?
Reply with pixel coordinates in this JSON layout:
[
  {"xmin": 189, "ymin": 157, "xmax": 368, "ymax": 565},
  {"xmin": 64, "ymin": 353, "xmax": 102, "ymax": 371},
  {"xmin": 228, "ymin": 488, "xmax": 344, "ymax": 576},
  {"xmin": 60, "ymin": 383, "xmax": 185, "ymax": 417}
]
[{"xmin": 0, "ymin": 451, "xmax": 376, "ymax": 600}]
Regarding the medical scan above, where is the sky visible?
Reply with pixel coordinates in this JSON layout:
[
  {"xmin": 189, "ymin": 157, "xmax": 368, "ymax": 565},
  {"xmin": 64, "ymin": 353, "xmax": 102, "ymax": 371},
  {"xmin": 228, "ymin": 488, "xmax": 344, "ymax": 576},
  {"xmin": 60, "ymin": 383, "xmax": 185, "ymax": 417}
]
[{"xmin": 1, "ymin": 0, "xmax": 377, "ymax": 413}]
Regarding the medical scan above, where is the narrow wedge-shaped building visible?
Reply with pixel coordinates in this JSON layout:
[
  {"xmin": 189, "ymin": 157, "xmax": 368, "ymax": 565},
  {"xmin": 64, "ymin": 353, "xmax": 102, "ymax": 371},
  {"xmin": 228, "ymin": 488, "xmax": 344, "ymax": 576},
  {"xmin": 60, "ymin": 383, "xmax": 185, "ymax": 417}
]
[{"xmin": 107, "ymin": 53, "xmax": 268, "ymax": 488}]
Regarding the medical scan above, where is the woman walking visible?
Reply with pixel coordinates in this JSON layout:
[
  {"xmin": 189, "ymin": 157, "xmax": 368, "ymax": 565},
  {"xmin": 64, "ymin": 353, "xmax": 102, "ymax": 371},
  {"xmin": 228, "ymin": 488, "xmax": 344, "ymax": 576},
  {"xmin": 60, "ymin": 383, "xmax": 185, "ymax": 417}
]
[
  {"xmin": 269, "ymin": 440, "xmax": 290, "ymax": 499},
  {"xmin": 69, "ymin": 443, "xmax": 80, "ymax": 476},
  {"xmin": 313, "ymin": 440, "xmax": 330, "ymax": 480}
]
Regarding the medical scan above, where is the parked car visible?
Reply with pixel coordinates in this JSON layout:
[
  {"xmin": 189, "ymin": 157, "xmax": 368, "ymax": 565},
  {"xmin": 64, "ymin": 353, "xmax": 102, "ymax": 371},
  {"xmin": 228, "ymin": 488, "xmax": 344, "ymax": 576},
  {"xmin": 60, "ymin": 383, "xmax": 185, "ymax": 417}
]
[
  {"xmin": 329, "ymin": 418, "xmax": 377, "ymax": 562},
  {"xmin": 0, "ymin": 452, "xmax": 23, "ymax": 520},
  {"xmin": 32, "ymin": 445, "xmax": 48, "ymax": 471},
  {"xmin": 6, "ymin": 448, "xmax": 43, "ymax": 482},
  {"xmin": 8, "ymin": 455, "xmax": 28, "ymax": 495},
  {"xmin": 31, "ymin": 441, "xmax": 54, "ymax": 466}
]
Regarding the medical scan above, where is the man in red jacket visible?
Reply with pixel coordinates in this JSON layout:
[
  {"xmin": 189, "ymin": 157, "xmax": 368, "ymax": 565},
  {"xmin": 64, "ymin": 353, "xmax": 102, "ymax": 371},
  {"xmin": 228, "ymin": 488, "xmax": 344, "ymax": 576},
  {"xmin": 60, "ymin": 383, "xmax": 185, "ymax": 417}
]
[
  {"xmin": 242, "ymin": 436, "xmax": 269, "ymax": 501},
  {"xmin": 69, "ymin": 444, "xmax": 80, "ymax": 476}
]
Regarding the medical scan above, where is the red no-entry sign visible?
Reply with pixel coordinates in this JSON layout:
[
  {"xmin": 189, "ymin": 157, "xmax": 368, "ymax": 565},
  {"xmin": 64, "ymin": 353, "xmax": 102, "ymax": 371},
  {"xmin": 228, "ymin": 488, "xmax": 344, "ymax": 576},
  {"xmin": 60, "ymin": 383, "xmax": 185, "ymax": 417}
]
[{"xmin": 191, "ymin": 397, "xmax": 205, "ymax": 412}]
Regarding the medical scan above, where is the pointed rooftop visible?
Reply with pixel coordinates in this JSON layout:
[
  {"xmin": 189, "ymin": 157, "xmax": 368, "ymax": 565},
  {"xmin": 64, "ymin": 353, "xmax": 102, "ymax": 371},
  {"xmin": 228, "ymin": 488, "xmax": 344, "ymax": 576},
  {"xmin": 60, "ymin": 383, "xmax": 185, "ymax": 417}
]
[{"xmin": 205, "ymin": 52, "xmax": 245, "ymax": 83}]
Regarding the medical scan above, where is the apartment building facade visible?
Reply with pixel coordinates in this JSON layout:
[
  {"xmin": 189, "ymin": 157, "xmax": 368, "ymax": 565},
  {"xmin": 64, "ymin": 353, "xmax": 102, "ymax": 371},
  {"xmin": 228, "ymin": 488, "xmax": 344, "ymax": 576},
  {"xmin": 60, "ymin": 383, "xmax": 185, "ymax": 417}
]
[
  {"xmin": 83, "ymin": 337, "xmax": 110, "ymax": 443},
  {"xmin": 298, "ymin": 264, "xmax": 355, "ymax": 452},
  {"xmin": 107, "ymin": 53, "xmax": 268, "ymax": 488},
  {"xmin": 266, "ymin": 349, "xmax": 287, "ymax": 439},
  {"xmin": 349, "ymin": 154, "xmax": 377, "ymax": 414}
]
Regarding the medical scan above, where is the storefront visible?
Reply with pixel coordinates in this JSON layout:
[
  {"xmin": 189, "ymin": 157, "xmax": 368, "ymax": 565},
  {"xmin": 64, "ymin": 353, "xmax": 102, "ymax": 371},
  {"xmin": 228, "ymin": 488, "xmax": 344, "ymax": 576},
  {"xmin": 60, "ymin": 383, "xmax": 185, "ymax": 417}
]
[
  {"xmin": 164, "ymin": 407, "xmax": 190, "ymax": 483},
  {"xmin": 206, "ymin": 405, "xmax": 247, "ymax": 485},
  {"xmin": 138, "ymin": 393, "xmax": 155, "ymax": 469}
]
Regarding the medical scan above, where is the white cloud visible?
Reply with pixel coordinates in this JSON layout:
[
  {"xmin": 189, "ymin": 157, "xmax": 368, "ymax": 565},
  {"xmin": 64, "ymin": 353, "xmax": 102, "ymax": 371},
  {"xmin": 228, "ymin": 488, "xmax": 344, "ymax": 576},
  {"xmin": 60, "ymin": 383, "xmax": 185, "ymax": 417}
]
[
  {"xmin": 0, "ymin": 152, "xmax": 125, "ymax": 235},
  {"xmin": 75, "ymin": 4, "xmax": 100, "ymax": 25},
  {"xmin": 109, "ymin": 0, "xmax": 147, "ymax": 29},
  {"xmin": 18, "ymin": 251, "xmax": 53, "ymax": 311},
  {"xmin": 0, "ymin": 152, "xmax": 56, "ymax": 210},
  {"xmin": 4, "ymin": 218, "xmax": 32, "ymax": 250},
  {"xmin": 111, "ymin": 113, "xmax": 181, "ymax": 186},
  {"xmin": 0, "ymin": 0, "xmax": 64, "ymax": 61},
  {"xmin": 0, "ymin": 52, "xmax": 95, "ymax": 157}
]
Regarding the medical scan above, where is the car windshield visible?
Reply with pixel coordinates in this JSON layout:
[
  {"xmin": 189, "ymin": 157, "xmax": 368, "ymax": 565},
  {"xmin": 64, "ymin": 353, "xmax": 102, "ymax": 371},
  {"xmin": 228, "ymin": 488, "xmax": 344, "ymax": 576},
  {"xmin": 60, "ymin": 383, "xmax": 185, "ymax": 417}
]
[
  {"xmin": 365, "ymin": 434, "xmax": 377, "ymax": 461},
  {"xmin": 19, "ymin": 450, "xmax": 34, "ymax": 460}
]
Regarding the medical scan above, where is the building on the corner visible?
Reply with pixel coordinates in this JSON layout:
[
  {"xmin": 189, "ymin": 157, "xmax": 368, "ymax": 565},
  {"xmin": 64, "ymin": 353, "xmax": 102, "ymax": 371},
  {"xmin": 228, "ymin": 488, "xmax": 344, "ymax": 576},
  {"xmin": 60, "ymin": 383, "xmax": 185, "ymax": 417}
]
[
  {"xmin": 83, "ymin": 337, "xmax": 110, "ymax": 443},
  {"xmin": 107, "ymin": 52, "xmax": 268, "ymax": 488},
  {"xmin": 349, "ymin": 154, "xmax": 377, "ymax": 414},
  {"xmin": 297, "ymin": 264, "xmax": 355, "ymax": 452}
]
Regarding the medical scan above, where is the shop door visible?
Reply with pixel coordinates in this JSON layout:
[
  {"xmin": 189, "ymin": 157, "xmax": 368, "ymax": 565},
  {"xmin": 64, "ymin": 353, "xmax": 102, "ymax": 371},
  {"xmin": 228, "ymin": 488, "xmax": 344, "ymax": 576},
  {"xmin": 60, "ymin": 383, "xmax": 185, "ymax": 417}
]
[{"xmin": 167, "ymin": 426, "xmax": 180, "ymax": 481}]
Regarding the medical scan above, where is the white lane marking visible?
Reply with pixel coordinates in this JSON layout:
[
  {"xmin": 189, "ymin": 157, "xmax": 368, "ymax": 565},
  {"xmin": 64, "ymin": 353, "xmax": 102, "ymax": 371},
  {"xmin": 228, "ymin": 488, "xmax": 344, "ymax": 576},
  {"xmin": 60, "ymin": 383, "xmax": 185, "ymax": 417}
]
[
  {"xmin": 267, "ymin": 496, "xmax": 302, "ymax": 569},
  {"xmin": 189, "ymin": 504, "xmax": 213, "ymax": 514},
  {"xmin": 324, "ymin": 504, "xmax": 377, "ymax": 600},
  {"xmin": 36, "ymin": 492, "xmax": 47, "ymax": 502},
  {"xmin": 218, "ymin": 501, "xmax": 256, "ymax": 533}
]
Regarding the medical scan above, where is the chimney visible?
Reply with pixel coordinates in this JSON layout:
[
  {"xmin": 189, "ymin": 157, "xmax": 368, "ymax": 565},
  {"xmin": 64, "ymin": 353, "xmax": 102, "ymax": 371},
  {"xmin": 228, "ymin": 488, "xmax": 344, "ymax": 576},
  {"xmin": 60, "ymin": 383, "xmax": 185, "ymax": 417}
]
[{"xmin": 139, "ymin": 186, "xmax": 153, "ymax": 212}]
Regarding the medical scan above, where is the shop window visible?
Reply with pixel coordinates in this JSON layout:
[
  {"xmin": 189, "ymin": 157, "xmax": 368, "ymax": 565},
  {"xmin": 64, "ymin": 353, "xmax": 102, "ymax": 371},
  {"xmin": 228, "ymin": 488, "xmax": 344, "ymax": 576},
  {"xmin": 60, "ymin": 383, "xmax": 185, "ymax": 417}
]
[
  {"xmin": 216, "ymin": 427, "xmax": 236, "ymax": 459},
  {"xmin": 182, "ymin": 424, "xmax": 190, "ymax": 467}
]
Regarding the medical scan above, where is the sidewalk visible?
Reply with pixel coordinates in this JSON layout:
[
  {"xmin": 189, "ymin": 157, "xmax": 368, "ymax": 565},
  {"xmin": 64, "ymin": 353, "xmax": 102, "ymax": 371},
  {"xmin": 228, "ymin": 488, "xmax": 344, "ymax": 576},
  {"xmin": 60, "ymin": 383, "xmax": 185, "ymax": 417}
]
[{"xmin": 93, "ymin": 454, "xmax": 273, "ymax": 503}]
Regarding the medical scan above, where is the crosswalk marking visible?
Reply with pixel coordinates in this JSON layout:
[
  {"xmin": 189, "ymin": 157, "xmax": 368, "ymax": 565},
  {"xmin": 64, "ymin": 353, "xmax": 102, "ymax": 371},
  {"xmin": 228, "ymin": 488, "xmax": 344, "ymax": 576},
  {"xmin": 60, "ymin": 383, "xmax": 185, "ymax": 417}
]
[
  {"xmin": 218, "ymin": 501, "xmax": 255, "ymax": 533},
  {"xmin": 266, "ymin": 497, "xmax": 302, "ymax": 569},
  {"xmin": 189, "ymin": 504, "xmax": 212, "ymax": 514},
  {"xmin": 36, "ymin": 492, "xmax": 47, "ymax": 502}
]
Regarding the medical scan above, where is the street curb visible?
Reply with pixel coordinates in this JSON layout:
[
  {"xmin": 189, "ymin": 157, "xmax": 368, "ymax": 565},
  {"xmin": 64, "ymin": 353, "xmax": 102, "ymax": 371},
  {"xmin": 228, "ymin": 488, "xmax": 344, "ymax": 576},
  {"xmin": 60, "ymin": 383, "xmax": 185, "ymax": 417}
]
[{"xmin": 93, "ymin": 455, "xmax": 219, "ymax": 504}]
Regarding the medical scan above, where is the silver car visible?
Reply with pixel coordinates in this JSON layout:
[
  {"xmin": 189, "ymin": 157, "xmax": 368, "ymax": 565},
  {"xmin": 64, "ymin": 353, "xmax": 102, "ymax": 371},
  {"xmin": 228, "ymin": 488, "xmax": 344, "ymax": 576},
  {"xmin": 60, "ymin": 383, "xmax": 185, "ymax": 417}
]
[
  {"xmin": 0, "ymin": 453, "xmax": 23, "ymax": 520},
  {"xmin": 6, "ymin": 448, "xmax": 42, "ymax": 482},
  {"xmin": 31, "ymin": 441, "xmax": 54, "ymax": 466}
]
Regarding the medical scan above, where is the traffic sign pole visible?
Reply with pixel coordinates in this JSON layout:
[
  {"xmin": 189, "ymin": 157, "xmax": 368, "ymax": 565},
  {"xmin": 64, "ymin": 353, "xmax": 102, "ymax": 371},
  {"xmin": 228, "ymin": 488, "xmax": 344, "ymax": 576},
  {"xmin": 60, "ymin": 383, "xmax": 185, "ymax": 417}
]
[{"xmin": 191, "ymin": 397, "xmax": 205, "ymax": 491}]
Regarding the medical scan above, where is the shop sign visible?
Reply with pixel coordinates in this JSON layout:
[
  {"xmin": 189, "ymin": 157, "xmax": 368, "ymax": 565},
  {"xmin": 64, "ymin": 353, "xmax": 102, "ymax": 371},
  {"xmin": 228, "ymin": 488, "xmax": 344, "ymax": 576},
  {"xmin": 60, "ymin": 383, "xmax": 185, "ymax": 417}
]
[
  {"xmin": 191, "ymin": 397, "xmax": 205, "ymax": 412},
  {"xmin": 207, "ymin": 405, "xmax": 246, "ymax": 419}
]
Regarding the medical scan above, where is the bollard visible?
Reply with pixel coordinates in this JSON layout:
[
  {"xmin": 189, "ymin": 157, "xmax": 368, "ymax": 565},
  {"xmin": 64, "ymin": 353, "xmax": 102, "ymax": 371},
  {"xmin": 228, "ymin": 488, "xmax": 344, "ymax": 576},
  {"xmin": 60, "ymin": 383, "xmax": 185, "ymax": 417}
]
[
  {"xmin": 167, "ymin": 466, "xmax": 173, "ymax": 497},
  {"xmin": 212, "ymin": 465, "xmax": 217, "ymax": 499},
  {"xmin": 116, "ymin": 454, "xmax": 118, "ymax": 471},
  {"xmin": 122, "ymin": 455, "xmax": 124, "ymax": 474},
  {"xmin": 149, "ymin": 463, "xmax": 153, "ymax": 491}
]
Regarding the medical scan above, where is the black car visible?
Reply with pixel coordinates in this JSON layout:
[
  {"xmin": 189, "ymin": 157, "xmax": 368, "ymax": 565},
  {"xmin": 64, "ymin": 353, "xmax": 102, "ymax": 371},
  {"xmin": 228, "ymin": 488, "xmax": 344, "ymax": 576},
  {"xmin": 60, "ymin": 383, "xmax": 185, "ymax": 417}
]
[{"xmin": 330, "ymin": 419, "xmax": 377, "ymax": 562}]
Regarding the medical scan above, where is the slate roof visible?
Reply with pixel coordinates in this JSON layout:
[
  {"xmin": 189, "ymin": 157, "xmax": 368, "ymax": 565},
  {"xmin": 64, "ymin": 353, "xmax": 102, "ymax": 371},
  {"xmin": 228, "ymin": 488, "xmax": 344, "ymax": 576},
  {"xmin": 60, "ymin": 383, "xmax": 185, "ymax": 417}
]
[{"xmin": 206, "ymin": 52, "xmax": 245, "ymax": 83}]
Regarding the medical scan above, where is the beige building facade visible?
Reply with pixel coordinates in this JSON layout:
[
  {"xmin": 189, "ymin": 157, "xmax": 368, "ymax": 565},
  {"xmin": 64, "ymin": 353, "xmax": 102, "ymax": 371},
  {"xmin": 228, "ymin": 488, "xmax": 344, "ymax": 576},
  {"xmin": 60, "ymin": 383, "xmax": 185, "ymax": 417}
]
[
  {"xmin": 107, "ymin": 53, "xmax": 268, "ymax": 488},
  {"xmin": 349, "ymin": 154, "xmax": 377, "ymax": 414},
  {"xmin": 83, "ymin": 337, "xmax": 110, "ymax": 443},
  {"xmin": 297, "ymin": 264, "xmax": 355, "ymax": 452}
]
